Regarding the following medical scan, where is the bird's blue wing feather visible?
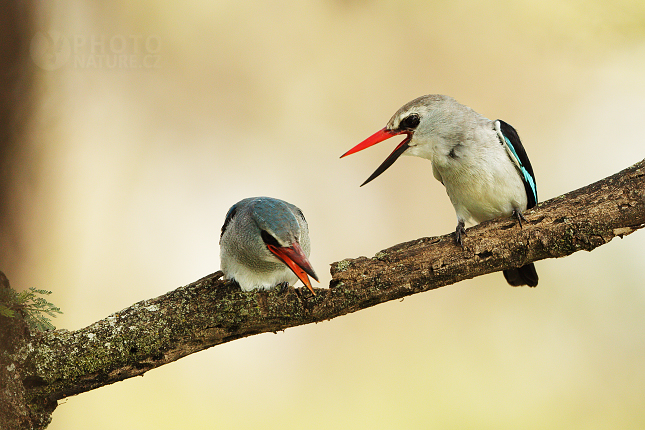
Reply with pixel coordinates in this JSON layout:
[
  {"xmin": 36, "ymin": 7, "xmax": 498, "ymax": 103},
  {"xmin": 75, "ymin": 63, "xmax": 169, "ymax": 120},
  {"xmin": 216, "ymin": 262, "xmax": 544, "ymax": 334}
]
[{"xmin": 495, "ymin": 120, "xmax": 537, "ymax": 208}]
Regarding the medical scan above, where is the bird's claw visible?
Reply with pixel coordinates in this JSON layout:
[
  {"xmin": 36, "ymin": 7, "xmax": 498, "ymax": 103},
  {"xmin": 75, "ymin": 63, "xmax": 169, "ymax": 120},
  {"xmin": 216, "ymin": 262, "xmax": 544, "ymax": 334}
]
[
  {"xmin": 513, "ymin": 209, "xmax": 527, "ymax": 228},
  {"xmin": 455, "ymin": 220, "xmax": 466, "ymax": 247},
  {"xmin": 276, "ymin": 281, "xmax": 290, "ymax": 293}
]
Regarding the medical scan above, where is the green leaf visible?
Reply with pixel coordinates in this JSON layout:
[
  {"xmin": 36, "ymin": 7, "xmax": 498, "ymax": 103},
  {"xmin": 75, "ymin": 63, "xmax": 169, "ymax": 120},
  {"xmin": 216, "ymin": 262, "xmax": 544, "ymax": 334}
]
[
  {"xmin": 0, "ymin": 286, "xmax": 62, "ymax": 331},
  {"xmin": 0, "ymin": 304, "xmax": 15, "ymax": 318}
]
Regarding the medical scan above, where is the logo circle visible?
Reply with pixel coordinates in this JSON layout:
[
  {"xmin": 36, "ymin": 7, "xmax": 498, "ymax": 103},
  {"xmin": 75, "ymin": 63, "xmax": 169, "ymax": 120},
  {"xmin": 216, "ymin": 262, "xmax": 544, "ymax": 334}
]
[{"xmin": 30, "ymin": 31, "xmax": 70, "ymax": 71}]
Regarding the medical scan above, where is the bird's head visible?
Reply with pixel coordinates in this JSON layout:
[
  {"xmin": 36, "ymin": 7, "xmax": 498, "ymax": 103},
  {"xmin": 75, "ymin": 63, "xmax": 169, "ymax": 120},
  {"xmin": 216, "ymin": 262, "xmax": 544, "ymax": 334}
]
[
  {"xmin": 341, "ymin": 94, "xmax": 457, "ymax": 186},
  {"xmin": 249, "ymin": 198, "xmax": 319, "ymax": 294}
]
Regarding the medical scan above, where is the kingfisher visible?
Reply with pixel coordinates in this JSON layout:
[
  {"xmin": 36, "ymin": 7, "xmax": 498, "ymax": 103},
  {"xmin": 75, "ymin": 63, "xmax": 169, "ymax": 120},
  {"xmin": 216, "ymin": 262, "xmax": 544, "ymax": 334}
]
[
  {"xmin": 219, "ymin": 197, "xmax": 319, "ymax": 294},
  {"xmin": 341, "ymin": 95, "xmax": 538, "ymax": 287}
]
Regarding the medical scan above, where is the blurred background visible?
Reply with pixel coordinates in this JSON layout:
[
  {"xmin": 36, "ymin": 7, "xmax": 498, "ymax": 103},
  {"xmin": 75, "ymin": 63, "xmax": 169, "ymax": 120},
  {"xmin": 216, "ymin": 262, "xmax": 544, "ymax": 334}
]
[{"xmin": 2, "ymin": 0, "xmax": 645, "ymax": 428}]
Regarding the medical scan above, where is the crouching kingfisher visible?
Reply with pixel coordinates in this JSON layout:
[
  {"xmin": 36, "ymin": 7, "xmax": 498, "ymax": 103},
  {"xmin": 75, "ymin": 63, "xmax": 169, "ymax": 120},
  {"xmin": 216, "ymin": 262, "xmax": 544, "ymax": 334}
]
[
  {"xmin": 341, "ymin": 95, "xmax": 538, "ymax": 287},
  {"xmin": 220, "ymin": 197, "xmax": 319, "ymax": 294}
]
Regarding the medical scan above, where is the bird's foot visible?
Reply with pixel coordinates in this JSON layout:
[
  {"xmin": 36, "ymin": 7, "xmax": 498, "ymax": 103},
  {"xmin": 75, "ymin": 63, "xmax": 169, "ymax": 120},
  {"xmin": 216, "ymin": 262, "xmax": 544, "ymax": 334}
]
[
  {"xmin": 513, "ymin": 209, "xmax": 527, "ymax": 228},
  {"xmin": 276, "ymin": 281, "xmax": 290, "ymax": 294},
  {"xmin": 454, "ymin": 220, "xmax": 466, "ymax": 247}
]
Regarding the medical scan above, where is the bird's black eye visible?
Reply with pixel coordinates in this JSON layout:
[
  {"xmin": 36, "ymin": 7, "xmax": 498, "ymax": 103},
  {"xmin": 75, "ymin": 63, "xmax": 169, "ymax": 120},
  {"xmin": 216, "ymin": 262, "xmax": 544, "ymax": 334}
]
[
  {"xmin": 399, "ymin": 113, "xmax": 420, "ymax": 130},
  {"xmin": 260, "ymin": 230, "xmax": 280, "ymax": 247}
]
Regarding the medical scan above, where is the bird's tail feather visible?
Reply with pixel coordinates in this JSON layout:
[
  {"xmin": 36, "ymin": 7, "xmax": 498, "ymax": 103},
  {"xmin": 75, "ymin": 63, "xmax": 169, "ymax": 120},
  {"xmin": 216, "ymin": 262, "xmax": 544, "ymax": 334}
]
[{"xmin": 503, "ymin": 263, "xmax": 538, "ymax": 287}]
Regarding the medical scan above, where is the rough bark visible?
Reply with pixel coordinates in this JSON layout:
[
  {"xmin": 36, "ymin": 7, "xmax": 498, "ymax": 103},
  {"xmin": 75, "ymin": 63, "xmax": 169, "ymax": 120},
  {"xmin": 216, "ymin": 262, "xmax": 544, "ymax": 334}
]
[{"xmin": 1, "ymin": 158, "xmax": 644, "ymax": 429}]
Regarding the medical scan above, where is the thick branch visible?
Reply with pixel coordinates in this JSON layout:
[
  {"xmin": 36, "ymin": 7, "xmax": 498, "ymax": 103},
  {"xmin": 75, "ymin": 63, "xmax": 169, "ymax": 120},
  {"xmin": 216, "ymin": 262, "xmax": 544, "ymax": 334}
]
[{"xmin": 21, "ymin": 158, "xmax": 645, "ymax": 423}]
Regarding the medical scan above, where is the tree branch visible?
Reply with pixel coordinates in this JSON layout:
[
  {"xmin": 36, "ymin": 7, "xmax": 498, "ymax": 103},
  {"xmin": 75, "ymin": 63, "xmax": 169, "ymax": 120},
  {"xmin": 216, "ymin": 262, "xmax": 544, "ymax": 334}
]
[{"xmin": 7, "ymin": 158, "xmax": 645, "ymax": 428}]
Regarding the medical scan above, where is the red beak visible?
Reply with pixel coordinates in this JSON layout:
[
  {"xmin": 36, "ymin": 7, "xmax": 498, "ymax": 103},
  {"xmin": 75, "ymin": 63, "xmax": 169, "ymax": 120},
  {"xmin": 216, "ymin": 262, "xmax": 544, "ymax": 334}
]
[
  {"xmin": 267, "ymin": 242, "xmax": 319, "ymax": 295},
  {"xmin": 340, "ymin": 128, "xmax": 412, "ymax": 186}
]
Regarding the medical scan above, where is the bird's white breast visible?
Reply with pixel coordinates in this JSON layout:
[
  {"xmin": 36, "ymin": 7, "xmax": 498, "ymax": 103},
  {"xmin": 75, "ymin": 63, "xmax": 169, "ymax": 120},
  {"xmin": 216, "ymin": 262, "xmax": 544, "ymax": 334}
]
[
  {"xmin": 426, "ymin": 126, "xmax": 527, "ymax": 224},
  {"xmin": 221, "ymin": 257, "xmax": 298, "ymax": 291}
]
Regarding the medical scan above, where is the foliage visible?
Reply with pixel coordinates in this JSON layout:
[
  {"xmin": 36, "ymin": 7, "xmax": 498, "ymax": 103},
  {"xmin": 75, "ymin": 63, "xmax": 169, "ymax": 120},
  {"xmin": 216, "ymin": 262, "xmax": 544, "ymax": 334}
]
[{"xmin": 0, "ymin": 286, "xmax": 62, "ymax": 331}]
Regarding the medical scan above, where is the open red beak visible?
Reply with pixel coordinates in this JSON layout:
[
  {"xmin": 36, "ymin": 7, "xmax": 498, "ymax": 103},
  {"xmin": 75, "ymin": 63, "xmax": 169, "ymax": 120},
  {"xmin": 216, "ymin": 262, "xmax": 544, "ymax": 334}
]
[
  {"xmin": 267, "ymin": 242, "xmax": 319, "ymax": 295},
  {"xmin": 340, "ymin": 128, "xmax": 412, "ymax": 186}
]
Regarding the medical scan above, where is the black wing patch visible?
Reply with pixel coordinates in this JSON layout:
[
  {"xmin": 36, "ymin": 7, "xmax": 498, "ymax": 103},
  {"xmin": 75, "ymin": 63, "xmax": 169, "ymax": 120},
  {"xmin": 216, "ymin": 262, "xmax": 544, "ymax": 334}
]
[
  {"xmin": 220, "ymin": 204, "xmax": 237, "ymax": 239},
  {"xmin": 496, "ymin": 120, "xmax": 538, "ymax": 208}
]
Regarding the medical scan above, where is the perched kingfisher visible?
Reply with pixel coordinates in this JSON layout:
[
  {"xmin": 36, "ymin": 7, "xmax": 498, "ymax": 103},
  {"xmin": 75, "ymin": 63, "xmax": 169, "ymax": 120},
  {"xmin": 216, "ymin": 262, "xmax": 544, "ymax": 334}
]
[
  {"xmin": 219, "ymin": 197, "xmax": 319, "ymax": 294},
  {"xmin": 341, "ymin": 95, "xmax": 538, "ymax": 287}
]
